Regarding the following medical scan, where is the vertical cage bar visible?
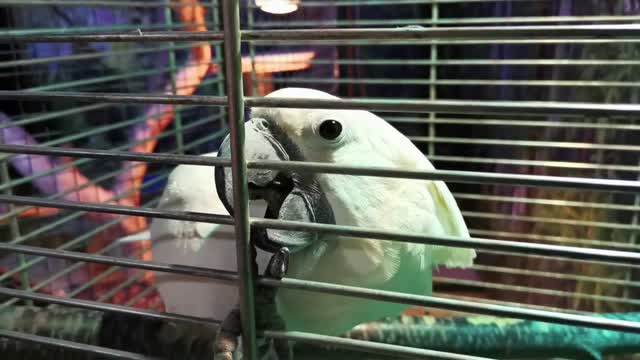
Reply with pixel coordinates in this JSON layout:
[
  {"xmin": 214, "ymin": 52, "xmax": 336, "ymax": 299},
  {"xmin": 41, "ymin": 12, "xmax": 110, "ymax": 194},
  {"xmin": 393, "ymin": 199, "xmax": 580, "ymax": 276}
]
[
  {"xmin": 622, "ymin": 90, "xmax": 640, "ymax": 302},
  {"xmin": 247, "ymin": 2, "xmax": 259, "ymax": 97},
  {"xmin": 221, "ymin": 1, "xmax": 259, "ymax": 359},
  {"xmin": 428, "ymin": 3, "xmax": 438, "ymax": 157},
  {"xmin": 211, "ymin": 0, "xmax": 228, "ymax": 132},
  {"xmin": 164, "ymin": 4, "xmax": 185, "ymax": 154},
  {"xmin": 623, "ymin": 160, "xmax": 640, "ymax": 300}
]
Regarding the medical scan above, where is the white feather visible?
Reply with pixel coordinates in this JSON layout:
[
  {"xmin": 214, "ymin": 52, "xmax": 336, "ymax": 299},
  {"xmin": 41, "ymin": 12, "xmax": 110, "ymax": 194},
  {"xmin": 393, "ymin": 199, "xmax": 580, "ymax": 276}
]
[
  {"xmin": 150, "ymin": 87, "xmax": 476, "ymax": 335},
  {"xmin": 149, "ymin": 152, "xmax": 271, "ymax": 321},
  {"xmin": 251, "ymin": 87, "xmax": 476, "ymax": 336}
]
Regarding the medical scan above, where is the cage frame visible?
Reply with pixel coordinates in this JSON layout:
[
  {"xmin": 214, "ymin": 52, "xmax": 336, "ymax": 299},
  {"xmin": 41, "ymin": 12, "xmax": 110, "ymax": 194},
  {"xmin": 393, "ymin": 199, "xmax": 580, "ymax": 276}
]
[{"xmin": 0, "ymin": 1, "xmax": 640, "ymax": 359}]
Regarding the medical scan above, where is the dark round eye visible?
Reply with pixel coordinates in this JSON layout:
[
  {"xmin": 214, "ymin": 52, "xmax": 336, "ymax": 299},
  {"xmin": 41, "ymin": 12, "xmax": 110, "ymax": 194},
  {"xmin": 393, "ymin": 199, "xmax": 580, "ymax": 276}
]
[{"xmin": 318, "ymin": 119, "xmax": 342, "ymax": 141}]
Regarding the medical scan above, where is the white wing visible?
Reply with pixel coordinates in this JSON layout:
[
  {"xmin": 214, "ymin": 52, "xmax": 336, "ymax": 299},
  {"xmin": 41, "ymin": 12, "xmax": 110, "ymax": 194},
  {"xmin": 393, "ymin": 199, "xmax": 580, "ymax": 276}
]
[
  {"xmin": 150, "ymin": 152, "xmax": 271, "ymax": 321},
  {"xmin": 426, "ymin": 180, "xmax": 476, "ymax": 268}
]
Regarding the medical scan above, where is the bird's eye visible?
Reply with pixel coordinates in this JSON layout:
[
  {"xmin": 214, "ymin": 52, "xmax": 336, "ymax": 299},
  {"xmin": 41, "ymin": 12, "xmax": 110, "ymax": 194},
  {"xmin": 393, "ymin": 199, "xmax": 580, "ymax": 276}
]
[{"xmin": 318, "ymin": 119, "xmax": 342, "ymax": 141}]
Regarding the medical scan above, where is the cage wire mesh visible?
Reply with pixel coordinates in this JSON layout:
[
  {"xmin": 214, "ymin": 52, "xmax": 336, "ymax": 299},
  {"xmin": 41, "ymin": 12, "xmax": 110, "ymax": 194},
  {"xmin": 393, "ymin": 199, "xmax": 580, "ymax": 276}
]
[{"xmin": 0, "ymin": 0, "xmax": 638, "ymax": 359}]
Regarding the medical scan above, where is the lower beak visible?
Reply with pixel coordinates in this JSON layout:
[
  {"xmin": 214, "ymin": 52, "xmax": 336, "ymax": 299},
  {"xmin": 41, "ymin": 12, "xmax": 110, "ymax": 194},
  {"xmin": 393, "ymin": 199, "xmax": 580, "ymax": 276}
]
[{"xmin": 214, "ymin": 118, "xmax": 335, "ymax": 253}]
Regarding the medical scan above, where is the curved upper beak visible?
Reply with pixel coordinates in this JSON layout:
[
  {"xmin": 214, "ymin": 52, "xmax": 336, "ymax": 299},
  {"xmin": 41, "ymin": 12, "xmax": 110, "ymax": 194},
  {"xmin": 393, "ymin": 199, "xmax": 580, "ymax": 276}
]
[{"xmin": 214, "ymin": 118, "xmax": 335, "ymax": 253}]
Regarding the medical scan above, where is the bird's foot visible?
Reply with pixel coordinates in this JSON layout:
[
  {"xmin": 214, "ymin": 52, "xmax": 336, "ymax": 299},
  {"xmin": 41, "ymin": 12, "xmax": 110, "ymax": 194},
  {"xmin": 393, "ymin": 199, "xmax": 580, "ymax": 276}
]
[
  {"xmin": 259, "ymin": 247, "xmax": 293, "ymax": 360},
  {"xmin": 266, "ymin": 247, "xmax": 290, "ymax": 280},
  {"xmin": 213, "ymin": 247, "xmax": 292, "ymax": 360},
  {"xmin": 214, "ymin": 309, "xmax": 242, "ymax": 360}
]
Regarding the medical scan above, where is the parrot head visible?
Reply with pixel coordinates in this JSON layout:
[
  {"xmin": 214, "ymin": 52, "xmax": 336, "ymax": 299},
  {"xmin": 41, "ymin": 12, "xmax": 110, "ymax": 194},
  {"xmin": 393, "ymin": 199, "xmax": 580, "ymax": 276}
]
[
  {"xmin": 214, "ymin": 88, "xmax": 340, "ymax": 254},
  {"xmin": 214, "ymin": 87, "xmax": 429, "ymax": 254},
  {"xmin": 214, "ymin": 87, "xmax": 475, "ymax": 336}
]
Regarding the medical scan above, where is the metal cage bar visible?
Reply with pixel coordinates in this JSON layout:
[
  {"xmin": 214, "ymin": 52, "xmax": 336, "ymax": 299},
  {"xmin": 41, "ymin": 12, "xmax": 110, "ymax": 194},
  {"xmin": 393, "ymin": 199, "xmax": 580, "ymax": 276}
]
[
  {"xmin": 5, "ymin": 237, "xmax": 640, "ymax": 335},
  {"xmin": 0, "ymin": 287, "xmax": 217, "ymax": 326},
  {"xmin": 3, "ymin": 144, "xmax": 640, "ymax": 193},
  {"xmin": 262, "ymin": 330, "xmax": 493, "ymax": 360},
  {"xmin": 0, "ymin": 329, "xmax": 161, "ymax": 360},
  {"xmin": 5, "ymin": 90, "xmax": 640, "ymax": 116},
  {"xmin": 1, "ymin": 24, "xmax": 640, "ymax": 42},
  {"xmin": 3, "ymin": 195, "xmax": 640, "ymax": 269},
  {"xmin": 221, "ymin": 1, "xmax": 260, "ymax": 358}
]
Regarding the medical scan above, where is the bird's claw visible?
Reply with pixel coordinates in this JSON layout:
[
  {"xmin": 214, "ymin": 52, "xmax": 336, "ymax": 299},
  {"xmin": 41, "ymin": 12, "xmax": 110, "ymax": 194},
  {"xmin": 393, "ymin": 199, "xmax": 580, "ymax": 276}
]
[
  {"xmin": 214, "ymin": 309, "xmax": 242, "ymax": 360},
  {"xmin": 258, "ymin": 247, "xmax": 292, "ymax": 360},
  {"xmin": 266, "ymin": 247, "xmax": 290, "ymax": 280},
  {"xmin": 214, "ymin": 246, "xmax": 292, "ymax": 360}
]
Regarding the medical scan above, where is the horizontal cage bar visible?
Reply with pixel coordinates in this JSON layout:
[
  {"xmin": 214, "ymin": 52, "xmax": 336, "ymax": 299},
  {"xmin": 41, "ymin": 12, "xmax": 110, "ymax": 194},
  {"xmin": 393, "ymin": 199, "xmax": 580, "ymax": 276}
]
[
  {"xmin": 0, "ymin": 144, "xmax": 229, "ymax": 167},
  {"xmin": 4, "ymin": 239, "xmax": 640, "ymax": 334},
  {"xmin": 0, "ymin": 287, "xmax": 217, "ymax": 326},
  {"xmin": 0, "ymin": 242, "xmax": 237, "ymax": 282},
  {"xmin": 1, "ymin": 24, "xmax": 640, "ymax": 43},
  {"xmin": 250, "ymin": 218, "xmax": 640, "ymax": 265},
  {"xmin": 2, "ymin": 195, "xmax": 640, "ymax": 265},
  {"xmin": 253, "ymin": 15, "xmax": 640, "ymax": 28},
  {"xmin": 0, "ymin": 329, "xmax": 160, "ymax": 360},
  {"xmin": 0, "ymin": 144, "xmax": 638, "ymax": 193},
  {"xmin": 263, "ymin": 330, "xmax": 494, "ymax": 360},
  {"xmin": 0, "ymin": 0, "xmax": 210, "ymax": 8},
  {"xmin": 2, "ymin": 91, "xmax": 640, "ymax": 117},
  {"xmin": 0, "ymin": 0, "xmax": 547, "ymax": 8},
  {"xmin": 259, "ymin": 277, "xmax": 640, "ymax": 334}
]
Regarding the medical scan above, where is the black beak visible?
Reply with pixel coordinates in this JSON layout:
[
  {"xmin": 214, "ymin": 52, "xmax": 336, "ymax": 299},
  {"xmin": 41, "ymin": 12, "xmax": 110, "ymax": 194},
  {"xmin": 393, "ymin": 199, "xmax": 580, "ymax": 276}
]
[{"xmin": 214, "ymin": 118, "xmax": 335, "ymax": 254}]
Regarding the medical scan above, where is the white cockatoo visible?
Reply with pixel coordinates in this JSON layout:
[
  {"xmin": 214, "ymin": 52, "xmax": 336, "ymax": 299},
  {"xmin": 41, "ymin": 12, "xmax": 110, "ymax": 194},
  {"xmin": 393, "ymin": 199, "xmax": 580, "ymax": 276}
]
[{"xmin": 214, "ymin": 87, "xmax": 476, "ymax": 337}]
